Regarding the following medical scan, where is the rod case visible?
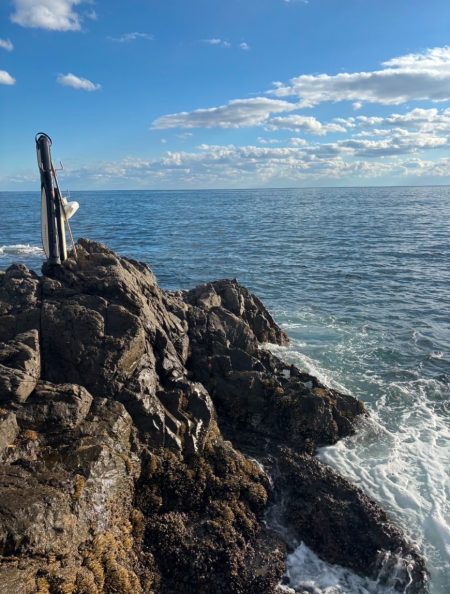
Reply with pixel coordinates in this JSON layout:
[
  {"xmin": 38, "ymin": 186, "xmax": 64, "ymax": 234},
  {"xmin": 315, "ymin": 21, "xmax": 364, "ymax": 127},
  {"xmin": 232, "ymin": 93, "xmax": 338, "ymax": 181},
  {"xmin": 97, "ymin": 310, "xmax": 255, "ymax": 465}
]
[{"xmin": 36, "ymin": 133, "xmax": 66, "ymax": 265}]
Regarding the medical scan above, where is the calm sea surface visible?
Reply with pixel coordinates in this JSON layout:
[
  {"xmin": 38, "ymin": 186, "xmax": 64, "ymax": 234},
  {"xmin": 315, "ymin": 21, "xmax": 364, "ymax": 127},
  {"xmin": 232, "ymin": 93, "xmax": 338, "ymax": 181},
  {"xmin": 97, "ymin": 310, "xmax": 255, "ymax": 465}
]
[{"xmin": 1, "ymin": 187, "xmax": 449, "ymax": 593}]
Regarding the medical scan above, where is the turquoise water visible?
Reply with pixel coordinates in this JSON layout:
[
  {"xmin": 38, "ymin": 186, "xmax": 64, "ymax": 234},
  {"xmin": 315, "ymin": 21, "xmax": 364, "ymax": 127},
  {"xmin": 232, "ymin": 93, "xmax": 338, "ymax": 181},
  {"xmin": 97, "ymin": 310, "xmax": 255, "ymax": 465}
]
[{"xmin": 1, "ymin": 188, "xmax": 449, "ymax": 593}]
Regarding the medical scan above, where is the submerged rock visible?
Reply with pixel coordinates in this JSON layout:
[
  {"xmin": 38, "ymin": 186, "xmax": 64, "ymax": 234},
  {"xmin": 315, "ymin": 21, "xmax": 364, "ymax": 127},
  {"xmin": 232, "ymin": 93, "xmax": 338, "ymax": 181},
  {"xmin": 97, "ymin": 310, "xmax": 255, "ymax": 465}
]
[{"xmin": 0, "ymin": 240, "xmax": 428, "ymax": 594}]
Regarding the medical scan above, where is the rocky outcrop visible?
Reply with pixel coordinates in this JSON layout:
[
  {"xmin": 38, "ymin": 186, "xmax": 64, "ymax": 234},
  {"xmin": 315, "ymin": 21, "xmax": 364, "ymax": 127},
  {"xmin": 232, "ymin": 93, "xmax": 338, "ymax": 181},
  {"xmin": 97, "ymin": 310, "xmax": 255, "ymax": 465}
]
[{"xmin": 0, "ymin": 240, "xmax": 428, "ymax": 594}]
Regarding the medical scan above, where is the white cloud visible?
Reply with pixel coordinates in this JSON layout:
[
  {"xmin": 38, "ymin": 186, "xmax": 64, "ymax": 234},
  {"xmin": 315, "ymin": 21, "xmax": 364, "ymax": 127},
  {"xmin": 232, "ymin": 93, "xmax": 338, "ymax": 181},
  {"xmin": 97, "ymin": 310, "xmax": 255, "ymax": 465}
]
[
  {"xmin": 258, "ymin": 137, "xmax": 281, "ymax": 144},
  {"xmin": 10, "ymin": 0, "xmax": 90, "ymax": 31},
  {"xmin": 57, "ymin": 73, "xmax": 101, "ymax": 91},
  {"xmin": 240, "ymin": 42, "xmax": 250, "ymax": 51},
  {"xmin": 289, "ymin": 137, "xmax": 308, "ymax": 146},
  {"xmin": 152, "ymin": 47, "xmax": 450, "ymax": 132},
  {"xmin": 85, "ymin": 8, "xmax": 97, "ymax": 20},
  {"xmin": 356, "ymin": 107, "xmax": 450, "ymax": 134},
  {"xmin": 271, "ymin": 46, "xmax": 450, "ymax": 106},
  {"xmin": 108, "ymin": 32, "xmax": 154, "ymax": 43},
  {"xmin": 57, "ymin": 143, "xmax": 398, "ymax": 189},
  {"xmin": 333, "ymin": 131, "xmax": 447, "ymax": 157},
  {"xmin": 267, "ymin": 114, "xmax": 346, "ymax": 135},
  {"xmin": 0, "ymin": 71, "xmax": 16, "ymax": 85},
  {"xmin": 177, "ymin": 132, "xmax": 194, "ymax": 140},
  {"xmin": 7, "ymin": 128, "xmax": 450, "ymax": 189},
  {"xmin": 201, "ymin": 38, "xmax": 231, "ymax": 48},
  {"xmin": 0, "ymin": 38, "xmax": 14, "ymax": 52},
  {"xmin": 152, "ymin": 97, "xmax": 298, "ymax": 129}
]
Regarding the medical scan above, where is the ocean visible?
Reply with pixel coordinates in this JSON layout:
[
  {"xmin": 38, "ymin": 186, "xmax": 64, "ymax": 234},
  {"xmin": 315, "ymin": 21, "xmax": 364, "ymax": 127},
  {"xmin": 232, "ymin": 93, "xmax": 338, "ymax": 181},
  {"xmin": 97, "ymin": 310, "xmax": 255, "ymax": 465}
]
[{"xmin": 1, "ymin": 187, "xmax": 449, "ymax": 593}]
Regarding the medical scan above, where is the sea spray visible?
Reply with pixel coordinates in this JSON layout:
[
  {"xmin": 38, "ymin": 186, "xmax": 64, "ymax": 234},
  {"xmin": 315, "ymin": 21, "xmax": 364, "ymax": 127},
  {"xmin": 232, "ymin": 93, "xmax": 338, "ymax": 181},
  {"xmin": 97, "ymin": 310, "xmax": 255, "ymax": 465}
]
[
  {"xmin": 283, "ymin": 543, "xmax": 423, "ymax": 594},
  {"xmin": 0, "ymin": 244, "xmax": 43, "ymax": 256},
  {"xmin": 269, "ymin": 326, "xmax": 449, "ymax": 593}
]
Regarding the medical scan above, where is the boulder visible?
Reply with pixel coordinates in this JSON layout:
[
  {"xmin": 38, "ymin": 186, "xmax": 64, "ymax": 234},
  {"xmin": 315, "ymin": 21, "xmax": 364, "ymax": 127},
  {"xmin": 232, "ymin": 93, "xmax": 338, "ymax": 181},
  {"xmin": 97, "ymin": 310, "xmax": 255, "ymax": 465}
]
[{"xmin": 15, "ymin": 382, "xmax": 93, "ymax": 431}]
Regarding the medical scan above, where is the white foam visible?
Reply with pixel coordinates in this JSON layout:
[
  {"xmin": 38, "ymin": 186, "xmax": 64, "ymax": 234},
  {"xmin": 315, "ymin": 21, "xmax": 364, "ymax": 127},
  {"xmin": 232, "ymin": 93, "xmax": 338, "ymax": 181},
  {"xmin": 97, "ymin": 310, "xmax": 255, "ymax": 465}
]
[
  {"xmin": 267, "ymin": 327, "xmax": 450, "ymax": 593},
  {"xmin": 284, "ymin": 542, "xmax": 414, "ymax": 594},
  {"xmin": 268, "ymin": 341, "xmax": 349, "ymax": 393},
  {"xmin": 0, "ymin": 244, "xmax": 44, "ymax": 256}
]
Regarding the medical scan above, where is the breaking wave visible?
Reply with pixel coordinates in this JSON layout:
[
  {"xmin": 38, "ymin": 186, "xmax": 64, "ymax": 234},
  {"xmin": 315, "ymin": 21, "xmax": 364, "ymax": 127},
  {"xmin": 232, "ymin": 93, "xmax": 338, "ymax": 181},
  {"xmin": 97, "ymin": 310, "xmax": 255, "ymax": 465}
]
[
  {"xmin": 281, "ymin": 542, "xmax": 423, "ymax": 594},
  {"xmin": 0, "ymin": 244, "xmax": 43, "ymax": 257},
  {"xmin": 269, "ymin": 307, "xmax": 450, "ymax": 594}
]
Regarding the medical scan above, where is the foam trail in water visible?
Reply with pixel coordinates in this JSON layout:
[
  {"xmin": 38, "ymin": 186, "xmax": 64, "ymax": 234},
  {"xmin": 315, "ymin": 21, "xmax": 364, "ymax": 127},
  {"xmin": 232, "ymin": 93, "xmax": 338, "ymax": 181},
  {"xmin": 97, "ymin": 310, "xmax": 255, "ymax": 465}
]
[{"xmin": 0, "ymin": 244, "xmax": 43, "ymax": 256}]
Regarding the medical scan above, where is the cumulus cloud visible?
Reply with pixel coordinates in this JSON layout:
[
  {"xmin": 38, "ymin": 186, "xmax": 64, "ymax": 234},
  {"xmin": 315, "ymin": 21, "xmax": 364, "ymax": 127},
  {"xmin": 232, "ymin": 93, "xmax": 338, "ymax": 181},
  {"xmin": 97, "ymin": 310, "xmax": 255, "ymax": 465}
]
[
  {"xmin": 152, "ymin": 97, "xmax": 299, "ymax": 129},
  {"xmin": 0, "ymin": 38, "xmax": 14, "ymax": 51},
  {"xmin": 201, "ymin": 38, "xmax": 231, "ymax": 48},
  {"xmin": 0, "ymin": 70, "xmax": 16, "ymax": 85},
  {"xmin": 108, "ymin": 32, "xmax": 154, "ymax": 43},
  {"xmin": 153, "ymin": 47, "xmax": 450, "ymax": 132},
  {"xmin": 55, "ymin": 143, "xmax": 400, "ymax": 189},
  {"xmin": 57, "ymin": 73, "xmax": 101, "ymax": 91},
  {"xmin": 271, "ymin": 46, "xmax": 450, "ymax": 106},
  {"xmin": 240, "ymin": 42, "xmax": 250, "ymax": 51},
  {"xmin": 267, "ymin": 114, "xmax": 346, "ymax": 135},
  {"xmin": 333, "ymin": 132, "xmax": 447, "ymax": 158},
  {"xmin": 356, "ymin": 107, "xmax": 450, "ymax": 134},
  {"xmin": 10, "ymin": 0, "xmax": 90, "ymax": 31}
]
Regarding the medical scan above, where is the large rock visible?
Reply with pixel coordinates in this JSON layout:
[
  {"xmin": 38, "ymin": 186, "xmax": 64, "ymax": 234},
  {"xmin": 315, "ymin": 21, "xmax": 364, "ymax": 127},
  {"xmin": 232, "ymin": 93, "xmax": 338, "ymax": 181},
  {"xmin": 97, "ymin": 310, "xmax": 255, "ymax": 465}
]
[
  {"xmin": 0, "ymin": 411, "xmax": 18, "ymax": 460},
  {"xmin": 0, "ymin": 265, "xmax": 41, "ymax": 343},
  {"xmin": 15, "ymin": 382, "xmax": 93, "ymax": 431},
  {"xmin": 0, "ymin": 330, "xmax": 40, "ymax": 403},
  {"xmin": 0, "ymin": 240, "xmax": 428, "ymax": 594},
  {"xmin": 274, "ymin": 448, "xmax": 428, "ymax": 593},
  {"xmin": 183, "ymin": 283, "xmax": 364, "ymax": 454}
]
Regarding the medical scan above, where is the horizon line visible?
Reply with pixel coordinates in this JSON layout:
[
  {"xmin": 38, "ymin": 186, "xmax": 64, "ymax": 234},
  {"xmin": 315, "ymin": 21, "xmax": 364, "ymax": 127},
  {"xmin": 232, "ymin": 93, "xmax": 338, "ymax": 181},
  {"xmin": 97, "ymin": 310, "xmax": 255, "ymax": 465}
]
[{"xmin": 1, "ymin": 183, "xmax": 450, "ymax": 193}]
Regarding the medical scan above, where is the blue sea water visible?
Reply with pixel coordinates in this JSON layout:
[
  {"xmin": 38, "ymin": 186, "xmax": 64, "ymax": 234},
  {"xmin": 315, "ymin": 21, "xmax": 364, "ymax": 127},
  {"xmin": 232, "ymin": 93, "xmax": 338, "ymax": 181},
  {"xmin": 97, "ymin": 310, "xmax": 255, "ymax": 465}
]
[{"xmin": 1, "ymin": 187, "xmax": 449, "ymax": 593}]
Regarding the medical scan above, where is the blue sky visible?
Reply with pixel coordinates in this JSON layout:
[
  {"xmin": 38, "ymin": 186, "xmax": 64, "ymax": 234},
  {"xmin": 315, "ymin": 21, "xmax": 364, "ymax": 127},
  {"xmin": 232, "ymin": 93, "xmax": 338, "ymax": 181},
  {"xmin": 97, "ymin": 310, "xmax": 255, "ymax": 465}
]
[{"xmin": 1, "ymin": 0, "xmax": 450, "ymax": 189}]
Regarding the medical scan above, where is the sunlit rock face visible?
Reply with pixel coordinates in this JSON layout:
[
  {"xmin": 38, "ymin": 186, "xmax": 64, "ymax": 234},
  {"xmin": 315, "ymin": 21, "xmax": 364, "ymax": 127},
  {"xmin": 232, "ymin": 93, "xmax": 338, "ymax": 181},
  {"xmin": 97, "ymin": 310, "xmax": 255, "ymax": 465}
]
[{"xmin": 0, "ymin": 240, "xmax": 427, "ymax": 594}]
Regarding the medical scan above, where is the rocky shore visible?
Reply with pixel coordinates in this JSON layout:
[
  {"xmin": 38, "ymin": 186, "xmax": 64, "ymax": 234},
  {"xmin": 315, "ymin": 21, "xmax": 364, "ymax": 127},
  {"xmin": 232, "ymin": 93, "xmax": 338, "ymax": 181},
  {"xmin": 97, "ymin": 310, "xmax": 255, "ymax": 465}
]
[{"xmin": 0, "ymin": 239, "xmax": 428, "ymax": 594}]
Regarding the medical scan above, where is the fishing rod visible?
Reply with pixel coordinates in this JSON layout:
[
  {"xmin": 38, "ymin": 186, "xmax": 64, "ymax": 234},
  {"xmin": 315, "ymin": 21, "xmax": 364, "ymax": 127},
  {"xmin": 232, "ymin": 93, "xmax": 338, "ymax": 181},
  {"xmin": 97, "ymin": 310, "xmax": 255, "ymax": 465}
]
[{"xmin": 35, "ymin": 133, "xmax": 79, "ymax": 265}]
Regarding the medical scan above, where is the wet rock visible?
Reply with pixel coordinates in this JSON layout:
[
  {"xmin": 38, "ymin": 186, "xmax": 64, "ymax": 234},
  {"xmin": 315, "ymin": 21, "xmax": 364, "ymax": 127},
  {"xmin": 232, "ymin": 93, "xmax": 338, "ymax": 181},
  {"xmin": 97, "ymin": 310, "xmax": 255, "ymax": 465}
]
[
  {"xmin": 0, "ymin": 240, "xmax": 427, "ymax": 594},
  {"xmin": 0, "ymin": 330, "xmax": 40, "ymax": 403},
  {"xmin": 0, "ymin": 265, "xmax": 41, "ymax": 344},
  {"xmin": 183, "ymin": 279, "xmax": 289, "ymax": 345},
  {"xmin": 184, "ymin": 285, "xmax": 364, "ymax": 454},
  {"xmin": 274, "ymin": 448, "xmax": 428, "ymax": 593},
  {"xmin": 0, "ymin": 411, "xmax": 18, "ymax": 459},
  {"xmin": 15, "ymin": 382, "xmax": 93, "ymax": 431}
]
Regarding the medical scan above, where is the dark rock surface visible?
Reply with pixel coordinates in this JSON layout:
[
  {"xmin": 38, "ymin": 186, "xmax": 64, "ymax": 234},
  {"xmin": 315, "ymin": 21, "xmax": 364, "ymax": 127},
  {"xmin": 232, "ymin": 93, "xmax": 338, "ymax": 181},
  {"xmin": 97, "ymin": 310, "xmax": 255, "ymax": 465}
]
[{"xmin": 0, "ymin": 240, "xmax": 427, "ymax": 594}]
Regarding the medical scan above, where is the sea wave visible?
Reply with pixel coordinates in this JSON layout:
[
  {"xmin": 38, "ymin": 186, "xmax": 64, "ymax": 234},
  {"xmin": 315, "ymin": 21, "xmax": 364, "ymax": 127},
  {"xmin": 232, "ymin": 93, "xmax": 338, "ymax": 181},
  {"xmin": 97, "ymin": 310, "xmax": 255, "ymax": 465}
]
[
  {"xmin": 269, "ymin": 336, "xmax": 450, "ymax": 593},
  {"xmin": 0, "ymin": 244, "xmax": 44, "ymax": 257},
  {"xmin": 283, "ymin": 542, "xmax": 420, "ymax": 594}
]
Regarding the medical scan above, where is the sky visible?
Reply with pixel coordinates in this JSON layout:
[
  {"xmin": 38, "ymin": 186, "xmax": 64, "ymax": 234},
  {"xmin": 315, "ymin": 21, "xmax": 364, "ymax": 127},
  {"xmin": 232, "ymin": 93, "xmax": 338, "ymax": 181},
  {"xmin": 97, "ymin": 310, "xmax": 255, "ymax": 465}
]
[{"xmin": 1, "ymin": 0, "xmax": 450, "ymax": 189}]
